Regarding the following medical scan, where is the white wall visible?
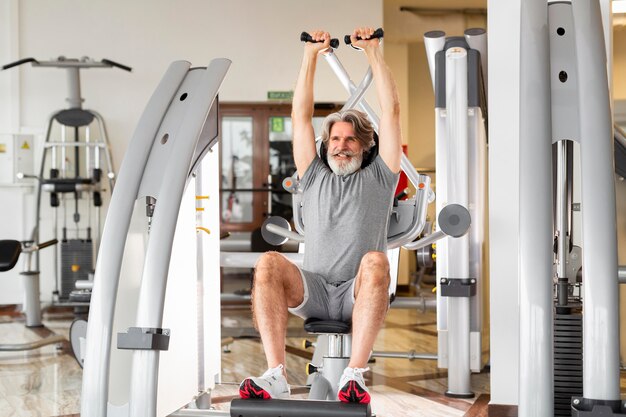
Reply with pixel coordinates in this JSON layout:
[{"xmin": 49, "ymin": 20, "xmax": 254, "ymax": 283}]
[
  {"xmin": 0, "ymin": 1, "xmax": 17, "ymax": 130},
  {"xmin": 11, "ymin": 0, "xmax": 381, "ymax": 167},
  {"xmin": 0, "ymin": 0, "xmax": 383, "ymax": 304}
]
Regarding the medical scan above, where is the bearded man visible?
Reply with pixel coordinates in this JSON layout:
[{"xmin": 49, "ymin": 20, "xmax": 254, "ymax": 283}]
[{"xmin": 239, "ymin": 26, "xmax": 402, "ymax": 404}]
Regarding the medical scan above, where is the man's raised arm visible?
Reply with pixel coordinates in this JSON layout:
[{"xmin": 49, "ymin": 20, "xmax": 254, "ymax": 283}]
[
  {"xmin": 351, "ymin": 27, "xmax": 402, "ymax": 174},
  {"xmin": 292, "ymin": 31, "xmax": 331, "ymax": 178}
]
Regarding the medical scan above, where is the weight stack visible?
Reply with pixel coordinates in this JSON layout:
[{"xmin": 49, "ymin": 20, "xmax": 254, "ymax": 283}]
[
  {"xmin": 60, "ymin": 239, "xmax": 93, "ymax": 300},
  {"xmin": 554, "ymin": 312, "xmax": 583, "ymax": 417}
]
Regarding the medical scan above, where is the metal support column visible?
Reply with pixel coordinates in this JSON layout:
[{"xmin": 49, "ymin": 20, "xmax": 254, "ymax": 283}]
[
  {"xmin": 518, "ymin": 0, "xmax": 554, "ymax": 416},
  {"xmin": 571, "ymin": 0, "xmax": 620, "ymax": 407}
]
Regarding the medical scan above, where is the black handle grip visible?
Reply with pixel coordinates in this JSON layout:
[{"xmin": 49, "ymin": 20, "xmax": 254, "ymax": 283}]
[
  {"xmin": 300, "ymin": 32, "xmax": 339, "ymax": 49},
  {"xmin": 37, "ymin": 239, "xmax": 58, "ymax": 250},
  {"xmin": 2, "ymin": 58, "xmax": 39, "ymax": 71},
  {"xmin": 101, "ymin": 59, "xmax": 132, "ymax": 72},
  {"xmin": 344, "ymin": 28, "xmax": 384, "ymax": 45}
]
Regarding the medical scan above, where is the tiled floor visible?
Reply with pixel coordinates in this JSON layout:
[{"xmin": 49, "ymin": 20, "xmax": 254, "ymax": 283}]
[
  {"xmin": 0, "ymin": 309, "xmax": 81, "ymax": 417},
  {"xmin": 3, "ymin": 277, "xmax": 626, "ymax": 417},
  {"xmin": 0, "ymin": 295, "xmax": 495, "ymax": 417}
]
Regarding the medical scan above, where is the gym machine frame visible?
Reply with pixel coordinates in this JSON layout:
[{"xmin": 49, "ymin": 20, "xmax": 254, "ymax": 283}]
[
  {"xmin": 422, "ymin": 28, "xmax": 488, "ymax": 398},
  {"xmin": 519, "ymin": 1, "xmax": 624, "ymax": 416},
  {"xmin": 80, "ymin": 59, "xmax": 230, "ymax": 417}
]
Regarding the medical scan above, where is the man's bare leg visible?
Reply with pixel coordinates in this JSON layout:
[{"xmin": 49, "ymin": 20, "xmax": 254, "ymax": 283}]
[
  {"xmin": 349, "ymin": 251, "xmax": 390, "ymax": 368},
  {"xmin": 252, "ymin": 251, "xmax": 305, "ymax": 374}
]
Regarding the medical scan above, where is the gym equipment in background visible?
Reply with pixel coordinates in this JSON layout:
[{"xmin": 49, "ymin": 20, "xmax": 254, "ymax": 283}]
[
  {"xmin": 422, "ymin": 27, "xmax": 488, "ymax": 398},
  {"xmin": 0, "ymin": 238, "xmax": 65, "ymax": 351},
  {"xmin": 2, "ymin": 56, "xmax": 131, "ymax": 307}
]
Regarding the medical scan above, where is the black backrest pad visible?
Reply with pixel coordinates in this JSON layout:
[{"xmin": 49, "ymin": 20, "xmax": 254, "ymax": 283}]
[
  {"xmin": 0, "ymin": 240, "xmax": 22, "ymax": 272},
  {"xmin": 304, "ymin": 318, "xmax": 351, "ymax": 334}
]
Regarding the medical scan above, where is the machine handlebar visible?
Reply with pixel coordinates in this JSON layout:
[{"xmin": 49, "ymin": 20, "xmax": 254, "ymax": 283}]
[
  {"xmin": 2, "ymin": 57, "xmax": 132, "ymax": 72},
  {"xmin": 300, "ymin": 32, "xmax": 340, "ymax": 49},
  {"xmin": 101, "ymin": 58, "xmax": 133, "ymax": 72},
  {"xmin": 344, "ymin": 28, "xmax": 384, "ymax": 45},
  {"xmin": 2, "ymin": 58, "xmax": 39, "ymax": 70},
  {"xmin": 37, "ymin": 239, "xmax": 58, "ymax": 251}
]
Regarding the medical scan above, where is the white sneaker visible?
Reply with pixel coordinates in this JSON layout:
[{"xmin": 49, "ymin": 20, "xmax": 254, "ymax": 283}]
[
  {"xmin": 338, "ymin": 367, "xmax": 371, "ymax": 404},
  {"xmin": 239, "ymin": 364, "xmax": 291, "ymax": 400}
]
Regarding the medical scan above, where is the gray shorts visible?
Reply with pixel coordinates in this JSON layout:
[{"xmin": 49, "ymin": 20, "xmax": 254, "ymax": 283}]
[{"xmin": 288, "ymin": 268, "xmax": 356, "ymax": 323}]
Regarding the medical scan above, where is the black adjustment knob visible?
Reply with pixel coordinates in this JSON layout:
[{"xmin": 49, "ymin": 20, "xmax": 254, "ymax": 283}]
[{"xmin": 306, "ymin": 363, "xmax": 318, "ymax": 376}]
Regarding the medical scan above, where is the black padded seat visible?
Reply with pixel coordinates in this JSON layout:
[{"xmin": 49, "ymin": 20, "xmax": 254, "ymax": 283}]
[
  {"xmin": 304, "ymin": 318, "xmax": 351, "ymax": 334},
  {"xmin": 0, "ymin": 240, "xmax": 22, "ymax": 272}
]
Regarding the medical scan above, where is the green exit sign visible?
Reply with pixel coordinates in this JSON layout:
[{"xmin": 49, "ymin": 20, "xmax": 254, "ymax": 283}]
[
  {"xmin": 270, "ymin": 117, "xmax": 285, "ymax": 132},
  {"xmin": 267, "ymin": 91, "xmax": 293, "ymax": 101}
]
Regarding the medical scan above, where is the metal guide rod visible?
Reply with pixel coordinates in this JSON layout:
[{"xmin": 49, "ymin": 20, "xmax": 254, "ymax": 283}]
[
  {"xmin": 444, "ymin": 46, "xmax": 472, "ymax": 398},
  {"xmin": 93, "ymin": 111, "xmax": 117, "ymax": 187},
  {"xmin": 556, "ymin": 140, "xmax": 569, "ymax": 307},
  {"xmin": 86, "ymin": 126, "xmax": 92, "ymax": 176},
  {"xmin": 194, "ymin": 166, "xmax": 207, "ymax": 396}
]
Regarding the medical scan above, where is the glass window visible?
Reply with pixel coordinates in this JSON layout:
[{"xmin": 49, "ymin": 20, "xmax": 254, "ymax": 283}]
[
  {"xmin": 267, "ymin": 116, "xmax": 326, "ymax": 220},
  {"xmin": 268, "ymin": 116, "xmax": 326, "ymax": 177},
  {"xmin": 221, "ymin": 116, "xmax": 254, "ymax": 223}
]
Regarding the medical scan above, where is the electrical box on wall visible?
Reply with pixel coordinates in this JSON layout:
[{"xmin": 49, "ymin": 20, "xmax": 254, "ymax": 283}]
[{"xmin": 0, "ymin": 134, "xmax": 35, "ymax": 185}]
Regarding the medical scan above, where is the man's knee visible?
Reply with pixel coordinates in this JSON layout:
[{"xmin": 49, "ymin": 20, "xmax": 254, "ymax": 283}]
[
  {"xmin": 255, "ymin": 251, "xmax": 286, "ymax": 271},
  {"xmin": 254, "ymin": 251, "xmax": 284, "ymax": 284},
  {"xmin": 254, "ymin": 251, "xmax": 300, "ymax": 287},
  {"xmin": 360, "ymin": 251, "xmax": 389, "ymax": 273},
  {"xmin": 357, "ymin": 252, "xmax": 390, "ymax": 289}
]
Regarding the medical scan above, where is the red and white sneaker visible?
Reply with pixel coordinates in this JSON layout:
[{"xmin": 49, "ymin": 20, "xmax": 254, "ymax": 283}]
[
  {"xmin": 239, "ymin": 364, "xmax": 290, "ymax": 400},
  {"xmin": 337, "ymin": 367, "xmax": 371, "ymax": 404}
]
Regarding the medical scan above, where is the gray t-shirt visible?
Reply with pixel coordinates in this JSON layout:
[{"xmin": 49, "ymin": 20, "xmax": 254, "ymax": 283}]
[{"xmin": 299, "ymin": 155, "xmax": 399, "ymax": 284}]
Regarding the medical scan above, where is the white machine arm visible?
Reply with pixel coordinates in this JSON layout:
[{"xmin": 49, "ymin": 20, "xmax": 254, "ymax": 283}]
[{"xmin": 81, "ymin": 59, "xmax": 230, "ymax": 417}]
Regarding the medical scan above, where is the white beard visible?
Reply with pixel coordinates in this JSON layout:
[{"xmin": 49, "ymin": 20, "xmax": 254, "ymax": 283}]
[{"xmin": 327, "ymin": 151, "xmax": 363, "ymax": 176}]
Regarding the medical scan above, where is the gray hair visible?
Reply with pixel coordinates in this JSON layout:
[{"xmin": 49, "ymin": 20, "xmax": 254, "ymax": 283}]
[{"xmin": 320, "ymin": 109, "xmax": 375, "ymax": 152}]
